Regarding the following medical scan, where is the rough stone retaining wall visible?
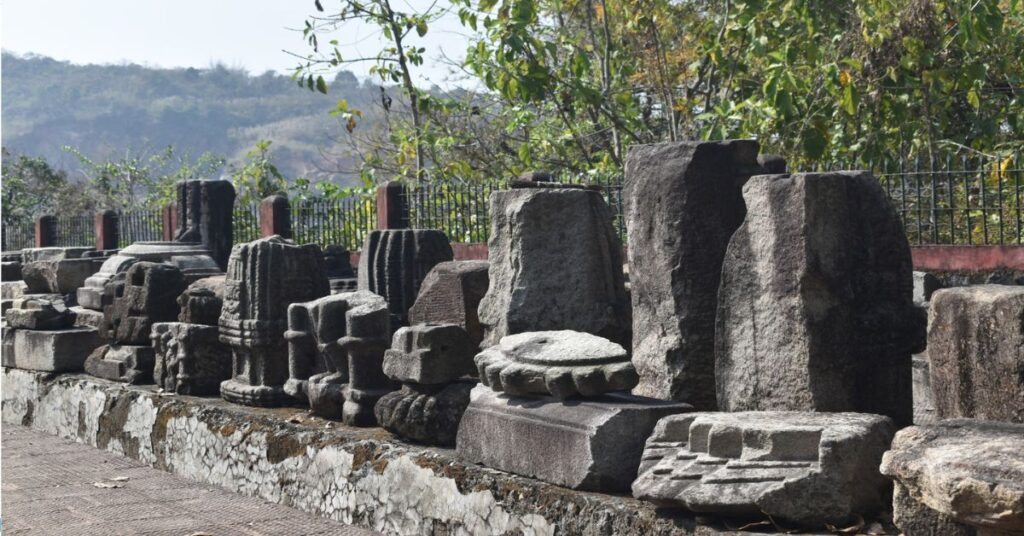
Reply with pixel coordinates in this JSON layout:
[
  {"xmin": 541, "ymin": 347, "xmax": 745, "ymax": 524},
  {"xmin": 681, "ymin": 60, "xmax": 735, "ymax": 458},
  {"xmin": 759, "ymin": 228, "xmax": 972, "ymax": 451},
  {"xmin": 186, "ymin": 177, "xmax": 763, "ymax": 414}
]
[{"xmin": 1, "ymin": 368, "xmax": 729, "ymax": 536}]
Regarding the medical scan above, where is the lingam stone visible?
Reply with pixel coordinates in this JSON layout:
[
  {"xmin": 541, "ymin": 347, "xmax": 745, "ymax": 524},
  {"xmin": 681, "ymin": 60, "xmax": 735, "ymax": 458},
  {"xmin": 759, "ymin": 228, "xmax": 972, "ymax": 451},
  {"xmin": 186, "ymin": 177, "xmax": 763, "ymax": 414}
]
[
  {"xmin": 357, "ymin": 229, "xmax": 453, "ymax": 327},
  {"xmin": 151, "ymin": 322, "xmax": 230, "ymax": 395},
  {"xmin": 177, "ymin": 276, "xmax": 225, "ymax": 326},
  {"xmin": 284, "ymin": 290, "xmax": 390, "ymax": 421},
  {"xmin": 475, "ymin": 331, "xmax": 638, "ymax": 399},
  {"xmin": 407, "ymin": 261, "xmax": 489, "ymax": 348},
  {"xmin": 173, "ymin": 179, "xmax": 236, "ymax": 271},
  {"xmin": 632, "ymin": 412, "xmax": 895, "ymax": 527},
  {"xmin": 477, "ymin": 188, "xmax": 630, "ymax": 346},
  {"xmin": 927, "ymin": 285, "xmax": 1024, "ymax": 423},
  {"xmin": 716, "ymin": 172, "xmax": 925, "ymax": 427},
  {"xmin": 457, "ymin": 384, "xmax": 691, "ymax": 491},
  {"xmin": 219, "ymin": 236, "xmax": 329, "ymax": 407},
  {"xmin": 624, "ymin": 140, "xmax": 763, "ymax": 408},
  {"xmin": 881, "ymin": 419, "xmax": 1024, "ymax": 535}
]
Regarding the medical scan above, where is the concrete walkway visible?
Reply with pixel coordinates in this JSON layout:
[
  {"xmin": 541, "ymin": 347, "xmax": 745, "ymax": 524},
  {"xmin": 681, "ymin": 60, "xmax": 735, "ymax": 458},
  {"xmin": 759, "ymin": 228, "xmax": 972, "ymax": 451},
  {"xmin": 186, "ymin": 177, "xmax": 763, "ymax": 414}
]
[{"xmin": 1, "ymin": 424, "xmax": 379, "ymax": 536}]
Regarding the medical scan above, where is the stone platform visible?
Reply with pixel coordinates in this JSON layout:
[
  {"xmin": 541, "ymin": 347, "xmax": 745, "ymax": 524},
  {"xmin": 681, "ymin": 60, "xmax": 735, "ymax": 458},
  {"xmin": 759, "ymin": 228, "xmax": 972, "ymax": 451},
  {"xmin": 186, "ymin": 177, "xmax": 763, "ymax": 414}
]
[{"xmin": 0, "ymin": 368, "xmax": 895, "ymax": 535}]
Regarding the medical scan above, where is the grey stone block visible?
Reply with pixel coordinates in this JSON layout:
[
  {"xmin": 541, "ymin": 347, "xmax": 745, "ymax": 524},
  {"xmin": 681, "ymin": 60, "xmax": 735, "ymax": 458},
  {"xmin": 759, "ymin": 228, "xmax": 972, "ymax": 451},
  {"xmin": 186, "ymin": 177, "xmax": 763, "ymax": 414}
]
[
  {"xmin": 456, "ymin": 384, "xmax": 691, "ymax": 491},
  {"xmin": 104, "ymin": 262, "xmax": 186, "ymax": 345},
  {"xmin": 71, "ymin": 306, "xmax": 105, "ymax": 330},
  {"xmin": 927, "ymin": 285, "xmax": 1024, "ymax": 423},
  {"xmin": 881, "ymin": 419, "xmax": 1024, "ymax": 535},
  {"xmin": 478, "ymin": 188, "xmax": 630, "ymax": 347},
  {"xmin": 3, "ymin": 327, "xmax": 102, "ymax": 372},
  {"xmin": 913, "ymin": 271, "xmax": 942, "ymax": 305},
  {"xmin": 716, "ymin": 172, "xmax": 924, "ymax": 427},
  {"xmin": 177, "ymin": 276, "xmax": 225, "ymax": 326},
  {"xmin": 633, "ymin": 412, "xmax": 895, "ymax": 527},
  {"xmin": 21, "ymin": 247, "xmax": 92, "ymax": 262},
  {"xmin": 84, "ymin": 344, "xmax": 156, "ymax": 384},
  {"xmin": 475, "ymin": 330, "xmax": 637, "ymax": 399},
  {"xmin": 624, "ymin": 140, "xmax": 762, "ymax": 408},
  {"xmin": 4, "ymin": 298, "xmax": 73, "ymax": 330},
  {"xmin": 1, "ymin": 281, "xmax": 27, "ymax": 300},
  {"xmin": 383, "ymin": 323, "xmax": 476, "ymax": 385},
  {"xmin": 408, "ymin": 260, "xmax": 489, "ymax": 347},
  {"xmin": 23, "ymin": 258, "xmax": 99, "ymax": 294}
]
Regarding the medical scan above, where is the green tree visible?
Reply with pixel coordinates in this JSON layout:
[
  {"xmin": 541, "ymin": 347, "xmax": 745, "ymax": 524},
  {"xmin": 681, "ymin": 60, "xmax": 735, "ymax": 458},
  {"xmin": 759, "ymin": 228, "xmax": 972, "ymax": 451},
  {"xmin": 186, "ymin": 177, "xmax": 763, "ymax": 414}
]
[{"xmin": 1, "ymin": 147, "xmax": 90, "ymax": 221}]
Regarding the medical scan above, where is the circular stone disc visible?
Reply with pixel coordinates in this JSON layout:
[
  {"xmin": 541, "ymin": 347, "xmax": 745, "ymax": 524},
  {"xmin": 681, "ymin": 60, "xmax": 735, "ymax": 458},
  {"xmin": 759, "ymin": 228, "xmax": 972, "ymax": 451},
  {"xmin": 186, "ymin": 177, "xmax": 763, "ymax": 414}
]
[{"xmin": 498, "ymin": 331, "xmax": 628, "ymax": 367}]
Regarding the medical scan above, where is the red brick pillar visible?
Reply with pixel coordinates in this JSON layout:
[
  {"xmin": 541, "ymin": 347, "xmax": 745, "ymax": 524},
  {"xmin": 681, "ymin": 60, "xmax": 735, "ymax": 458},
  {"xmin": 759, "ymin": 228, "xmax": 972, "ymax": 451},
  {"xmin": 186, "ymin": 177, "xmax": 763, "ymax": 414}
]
[
  {"xmin": 260, "ymin": 194, "xmax": 291, "ymax": 238},
  {"xmin": 94, "ymin": 210, "xmax": 119, "ymax": 251},
  {"xmin": 34, "ymin": 215, "xmax": 57, "ymax": 248},
  {"xmin": 376, "ymin": 181, "xmax": 408, "ymax": 230},
  {"xmin": 161, "ymin": 203, "xmax": 177, "ymax": 242}
]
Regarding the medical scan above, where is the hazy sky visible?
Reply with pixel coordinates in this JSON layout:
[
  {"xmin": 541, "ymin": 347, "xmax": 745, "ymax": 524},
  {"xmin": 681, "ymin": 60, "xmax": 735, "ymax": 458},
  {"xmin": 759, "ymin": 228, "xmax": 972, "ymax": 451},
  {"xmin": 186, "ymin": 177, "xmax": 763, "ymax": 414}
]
[{"xmin": 1, "ymin": 0, "xmax": 472, "ymax": 84}]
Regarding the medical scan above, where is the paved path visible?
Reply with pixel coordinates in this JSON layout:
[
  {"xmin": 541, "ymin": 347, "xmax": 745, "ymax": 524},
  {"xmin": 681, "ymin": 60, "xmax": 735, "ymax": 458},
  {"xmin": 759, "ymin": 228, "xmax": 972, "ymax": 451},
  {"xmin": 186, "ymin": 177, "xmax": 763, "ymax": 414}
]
[{"xmin": 1, "ymin": 424, "xmax": 379, "ymax": 536}]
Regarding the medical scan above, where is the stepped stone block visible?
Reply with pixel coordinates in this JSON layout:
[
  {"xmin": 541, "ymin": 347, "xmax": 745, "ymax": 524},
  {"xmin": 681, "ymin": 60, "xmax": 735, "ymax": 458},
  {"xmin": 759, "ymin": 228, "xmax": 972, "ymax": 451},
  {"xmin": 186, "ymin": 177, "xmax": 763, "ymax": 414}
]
[
  {"xmin": 478, "ymin": 188, "xmax": 630, "ymax": 346},
  {"xmin": 457, "ymin": 385, "xmax": 691, "ymax": 491},
  {"xmin": 633, "ymin": 412, "xmax": 895, "ymax": 527},
  {"xmin": 408, "ymin": 260, "xmax": 489, "ymax": 347},
  {"xmin": 5, "ymin": 298, "xmax": 73, "ymax": 330},
  {"xmin": 357, "ymin": 229, "xmax": 453, "ymax": 328},
  {"xmin": 624, "ymin": 140, "xmax": 763, "ymax": 408},
  {"xmin": 716, "ymin": 172, "xmax": 925, "ymax": 427},
  {"xmin": 927, "ymin": 285, "xmax": 1024, "ymax": 423},
  {"xmin": 219, "ymin": 236, "xmax": 329, "ymax": 407},
  {"xmin": 152, "ymin": 322, "xmax": 230, "ymax": 396},
  {"xmin": 104, "ymin": 262, "xmax": 186, "ymax": 345},
  {"xmin": 84, "ymin": 344, "xmax": 156, "ymax": 384},
  {"xmin": 3, "ymin": 327, "xmax": 102, "ymax": 372},
  {"xmin": 383, "ymin": 323, "xmax": 476, "ymax": 385}
]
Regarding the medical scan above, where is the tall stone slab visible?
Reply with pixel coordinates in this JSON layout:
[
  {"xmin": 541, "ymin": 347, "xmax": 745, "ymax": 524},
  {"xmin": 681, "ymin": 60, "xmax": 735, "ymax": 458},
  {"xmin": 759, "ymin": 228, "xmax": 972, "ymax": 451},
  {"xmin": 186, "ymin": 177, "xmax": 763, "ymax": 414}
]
[
  {"xmin": 478, "ymin": 187, "xmax": 630, "ymax": 347},
  {"xmin": 716, "ymin": 172, "xmax": 925, "ymax": 427},
  {"xmin": 927, "ymin": 285, "xmax": 1024, "ymax": 423},
  {"xmin": 624, "ymin": 140, "xmax": 763, "ymax": 408},
  {"xmin": 357, "ymin": 229, "xmax": 453, "ymax": 328},
  {"xmin": 219, "ymin": 236, "xmax": 329, "ymax": 407},
  {"xmin": 174, "ymin": 179, "xmax": 236, "ymax": 271}
]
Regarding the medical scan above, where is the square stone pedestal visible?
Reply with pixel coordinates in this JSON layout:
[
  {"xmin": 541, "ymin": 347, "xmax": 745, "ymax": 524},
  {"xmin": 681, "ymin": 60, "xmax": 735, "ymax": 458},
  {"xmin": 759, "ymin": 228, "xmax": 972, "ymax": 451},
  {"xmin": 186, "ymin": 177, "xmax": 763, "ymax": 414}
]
[
  {"xmin": 2, "ymin": 327, "xmax": 102, "ymax": 372},
  {"xmin": 456, "ymin": 385, "xmax": 691, "ymax": 492}
]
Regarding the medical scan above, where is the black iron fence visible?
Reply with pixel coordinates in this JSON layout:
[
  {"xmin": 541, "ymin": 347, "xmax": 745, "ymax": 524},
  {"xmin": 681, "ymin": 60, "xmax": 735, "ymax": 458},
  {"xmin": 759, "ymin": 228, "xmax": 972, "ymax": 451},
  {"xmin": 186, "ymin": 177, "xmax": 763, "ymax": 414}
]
[
  {"xmin": 233, "ymin": 203, "xmax": 260, "ymax": 245},
  {"xmin": 2, "ymin": 216, "xmax": 35, "ymax": 251},
  {"xmin": 118, "ymin": 209, "xmax": 163, "ymax": 248},
  {"xmin": 53, "ymin": 214, "xmax": 94, "ymax": 247},
  {"xmin": 403, "ymin": 180, "xmax": 501, "ymax": 243},
  {"xmin": 292, "ymin": 195, "xmax": 377, "ymax": 251}
]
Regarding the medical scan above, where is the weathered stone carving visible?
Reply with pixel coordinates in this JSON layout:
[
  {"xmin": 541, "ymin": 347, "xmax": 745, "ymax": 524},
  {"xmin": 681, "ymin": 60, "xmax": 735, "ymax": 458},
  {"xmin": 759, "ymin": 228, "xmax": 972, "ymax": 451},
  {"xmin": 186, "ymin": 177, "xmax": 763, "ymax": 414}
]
[
  {"xmin": 927, "ymin": 285, "xmax": 1024, "ymax": 423},
  {"xmin": 716, "ymin": 172, "xmax": 925, "ymax": 427},
  {"xmin": 219, "ymin": 236, "xmax": 329, "ymax": 407},
  {"xmin": 633, "ymin": 412, "xmax": 895, "ymax": 527},
  {"xmin": 478, "ymin": 188, "xmax": 630, "ymax": 346},
  {"xmin": 457, "ymin": 385, "xmax": 691, "ymax": 491},
  {"xmin": 408, "ymin": 260, "xmax": 489, "ymax": 348},
  {"xmin": 284, "ymin": 290, "xmax": 391, "ymax": 422},
  {"xmin": 357, "ymin": 229, "xmax": 453, "ymax": 327},
  {"xmin": 624, "ymin": 141, "xmax": 763, "ymax": 407},
  {"xmin": 104, "ymin": 262, "xmax": 186, "ymax": 345},
  {"xmin": 84, "ymin": 344, "xmax": 156, "ymax": 384},
  {"xmin": 177, "ymin": 276, "xmax": 225, "ymax": 326},
  {"xmin": 475, "ymin": 331, "xmax": 637, "ymax": 399},
  {"xmin": 376, "ymin": 323, "xmax": 477, "ymax": 445},
  {"xmin": 151, "ymin": 322, "xmax": 230, "ymax": 395},
  {"xmin": 881, "ymin": 419, "xmax": 1024, "ymax": 535},
  {"xmin": 174, "ymin": 179, "xmax": 236, "ymax": 271}
]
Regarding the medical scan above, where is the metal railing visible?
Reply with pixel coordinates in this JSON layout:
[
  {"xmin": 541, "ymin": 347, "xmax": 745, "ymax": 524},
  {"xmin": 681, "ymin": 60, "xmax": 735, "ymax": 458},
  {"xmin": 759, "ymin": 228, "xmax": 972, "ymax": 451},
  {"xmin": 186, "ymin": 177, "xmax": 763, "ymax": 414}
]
[
  {"xmin": 233, "ymin": 203, "xmax": 260, "ymax": 245},
  {"xmin": 292, "ymin": 195, "xmax": 377, "ymax": 251},
  {"xmin": 2, "ymin": 216, "xmax": 35, "ymax": 251},
  {"xmin": 118, "ymin": 209, "xmax": 163, "ymax": 248},
  {"xmin": 404, "ymin": 180, "xmax": 500, "ymax": 243},
  {"xmin": 53, "ymin": 214, "xmax": 93, "ymax": 247}
]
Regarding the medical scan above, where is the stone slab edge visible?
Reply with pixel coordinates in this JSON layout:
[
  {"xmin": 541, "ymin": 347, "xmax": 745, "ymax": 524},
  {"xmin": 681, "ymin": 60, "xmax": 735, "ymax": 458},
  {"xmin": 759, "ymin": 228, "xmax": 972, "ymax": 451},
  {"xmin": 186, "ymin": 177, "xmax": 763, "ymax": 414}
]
[{"xmin": 1, "ymin": 368, "xmax": 731, "ymax": 536}]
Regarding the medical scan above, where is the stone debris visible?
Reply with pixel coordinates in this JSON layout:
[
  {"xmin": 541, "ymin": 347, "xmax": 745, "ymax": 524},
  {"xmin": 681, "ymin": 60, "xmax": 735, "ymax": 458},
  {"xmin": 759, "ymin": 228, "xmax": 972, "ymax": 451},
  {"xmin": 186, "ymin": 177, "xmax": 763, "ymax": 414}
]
[
  {"xmin": 176, "ymin": 276, "xmax": 225, "ymax": 326},
  {"xmin": 880, "ymin": 419, "xmax": 1024, "ymax": 535},
  {"xmin": 407, "ymin": 260, "xmax": 489, "ymax": 348},
  {"xmin": 475, "ymin": 330, "xmax": 637, "ymax": 399},
  {"xmin": 716, "ymin": 171, "xmax": 925, "ymax": 427},
  {"xmin": 4, "ymin": 297, "xmax": 73, "ymax": 330},
  {"xmin": 85, "ymin": 344, "xmax": 157, "ymax": 384},
  {"xmin": 927, "ymin": 285, "xmax": 1024, "ymax": 423},
  {"xmin": 624, "ymin": 140, "xmax": 763, "ymax": 408},
  {"xmin": 220, "ymin": 236, "xmax": 329, "ymax": 407},
  {"xmin": 357, "ymin": 229, "xmax": 453, "ymax": 328},
  {"xmin": 457, "ymin": 384, "xmax": 691, "ymax": 491},
  {"xmin": 633, "ymin": 412, "xmax": 895, "ymax": 527},
  {"xmin": 284, "ymin": 290, "xmax": 391, "ymax": 423},
  {"xmin": 477, "ymin": 187, "xmax": 631, "ymax": 346},
  {"xmin": 152, "ymin": 322, "xmax": 231, "ymax": 396}
]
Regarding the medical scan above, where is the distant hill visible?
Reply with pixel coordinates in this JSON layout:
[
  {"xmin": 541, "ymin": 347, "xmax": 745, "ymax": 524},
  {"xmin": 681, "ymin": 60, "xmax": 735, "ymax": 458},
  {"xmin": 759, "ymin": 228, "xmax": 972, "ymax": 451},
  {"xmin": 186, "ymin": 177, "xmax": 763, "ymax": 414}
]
[{"xmin": 1, "ymin": 52, "xmax": 380, "ymax": 186}]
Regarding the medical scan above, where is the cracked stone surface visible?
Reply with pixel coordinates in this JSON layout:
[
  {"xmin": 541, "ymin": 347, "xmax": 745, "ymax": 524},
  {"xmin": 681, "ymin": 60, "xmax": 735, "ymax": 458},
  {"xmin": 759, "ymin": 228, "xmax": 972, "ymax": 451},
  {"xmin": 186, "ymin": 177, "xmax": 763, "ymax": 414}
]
[
  {"xmin": 475, "ymin": 330, "xmax": 637, "ymax": 399},
  {"xmin": 3, "ymin": 367, "xmax": 739, "ymax": 535}
]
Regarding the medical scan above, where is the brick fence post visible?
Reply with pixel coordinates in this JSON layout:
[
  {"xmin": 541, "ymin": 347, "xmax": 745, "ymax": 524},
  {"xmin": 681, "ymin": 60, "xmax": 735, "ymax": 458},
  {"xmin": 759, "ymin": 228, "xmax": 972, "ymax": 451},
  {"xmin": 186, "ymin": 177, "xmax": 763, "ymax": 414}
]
[
  {"xmin": 34, "ymin": 215, "xmax": 57, "ymax": 248},
  {"xmin": 94, "ymin": 209, "xmax": 119, "ymax": 251},
  {"xmin": 376, "ymin": 181, "xmax": 408, "ymax": 230},
  {"xmin": 260, "ymin": 194, "xmax": 291, "ymax": 238},
  {"xmin": 162, "ymin": 203, "xmax": 177, "ymax": 242}
]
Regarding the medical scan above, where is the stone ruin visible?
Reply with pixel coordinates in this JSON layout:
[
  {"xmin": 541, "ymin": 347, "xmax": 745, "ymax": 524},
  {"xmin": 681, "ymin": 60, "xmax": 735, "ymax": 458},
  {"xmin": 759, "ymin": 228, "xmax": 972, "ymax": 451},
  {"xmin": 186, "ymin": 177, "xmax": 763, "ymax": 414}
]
[
  {"xmin": 284, "ymin": 290, "xmax": 391, "ymax": 424},
  {"xmin": 716, "ymin": 171, "xmax": 926, "ymax": 427},
  {"xmin": 21, "ymin": 246, "xmax": 104, "ymax": 299},
  {"xmin": 3, "ymin": 296, "xmax": 101, "ymax": 372},
  {"xmin": 151, "ymin": 276, "xmax": 230, "ymax": 395},
  {"xmin": 219, "ymin": 236, "xmax": 329, "ymax": 407},
  {"xmin": 477, "ymin": 185, "xmax": 631, "ymax": 347},
  {"xmin": 407, "ymin": 260, "xmax": 489, "ymax": 348},
  {"xmin": 624, "ymin": 140, "xmax": 764, "ymax": 409},
  {"xmin": 173, "ymin": 178, "xmax": 236, "ymax": 271},
  {"xmin": 85, "ymin": 261, "xmax": 186, "ymax": 384},
  {"xmin": 357, "ymin": 229, "xmax": 453, "ymax": 327}
]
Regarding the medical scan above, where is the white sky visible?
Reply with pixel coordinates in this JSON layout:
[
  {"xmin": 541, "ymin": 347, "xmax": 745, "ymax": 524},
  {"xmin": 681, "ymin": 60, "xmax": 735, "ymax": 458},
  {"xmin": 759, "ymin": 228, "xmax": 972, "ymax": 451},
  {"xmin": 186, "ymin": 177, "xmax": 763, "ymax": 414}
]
[{"xmin": 1, "ymin": 0, "xmax": 472, "ymax": 85}]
